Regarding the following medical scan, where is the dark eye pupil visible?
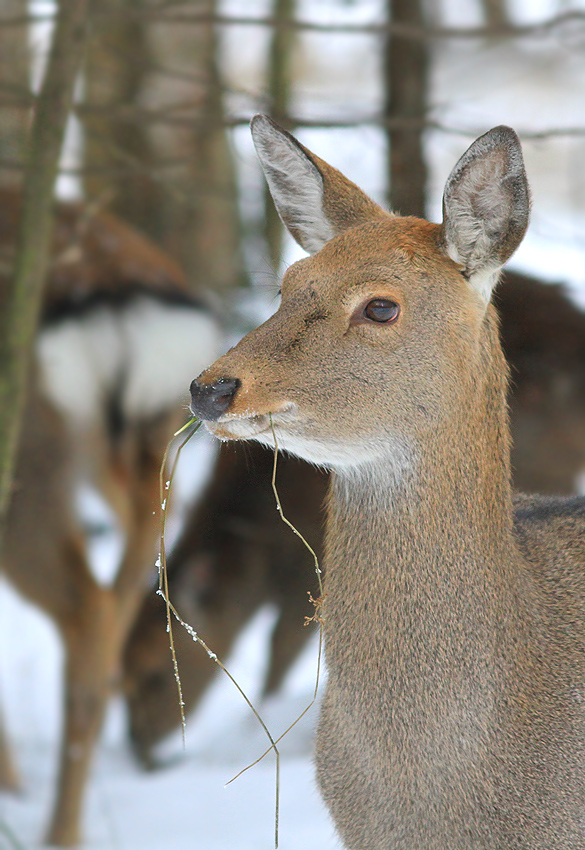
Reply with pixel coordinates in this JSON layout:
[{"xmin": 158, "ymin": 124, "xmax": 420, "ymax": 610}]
[{"xmin": 364, "ymin": 299, "xmax": 400, "ymax": 323}]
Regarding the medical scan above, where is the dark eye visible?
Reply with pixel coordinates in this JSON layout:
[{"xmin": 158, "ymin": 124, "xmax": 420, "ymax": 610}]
[{"xmin": 363, "ymin": 299, "xmax": 400, "ymax": 323}]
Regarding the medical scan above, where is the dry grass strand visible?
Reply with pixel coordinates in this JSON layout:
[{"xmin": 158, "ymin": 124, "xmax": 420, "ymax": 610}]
[{"xmin": 156, "ymin": 413, "xmax": 326, "ymax": 848}]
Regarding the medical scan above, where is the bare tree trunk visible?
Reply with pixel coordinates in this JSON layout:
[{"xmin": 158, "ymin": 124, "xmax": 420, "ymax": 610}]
[
  {"xmin": 384, "ymin": 0, "xmax": 429, "ymax": 217},
  {"xmin": 482, "ymin": 0, "xmax": 511, "ymax": 28},
  {"xmin": 83, "ymin": 0, "xmax": 160, "ymax": 237},
  {"xmin": 0, "ymin": 0, "xmax": 30, "ymax": 189},
  {"xmin": 264, "ymin": 0, "xmax": 295, "ymax": 272},
  {"xmin": 83, "ymin": 1, "xmax": 246, "ymax": 295},
  {"xmin": 0, "ymin": 0, "xmax": 90, "ymax": 537},
  {"xmin": 145, "ymin": 0, "xmax": 246, "ymax": 294}
]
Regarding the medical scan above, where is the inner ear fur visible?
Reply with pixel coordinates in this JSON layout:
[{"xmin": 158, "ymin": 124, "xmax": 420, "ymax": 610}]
[
  {"xmin": 440, "ymin": 126, "xmax": 530, "ymax": 301},
  {"xmin": 251, "ymin": 115, "xmax": 389, "ymax": 254}
]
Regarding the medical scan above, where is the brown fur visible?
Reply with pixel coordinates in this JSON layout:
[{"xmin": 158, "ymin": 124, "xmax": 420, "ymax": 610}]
[
  {"xmin": 497, "ymin": 271, "xmax": 585, "ymax": 494},
  {"xmin": 123, "ymin": 271, "xmax": 585, "ymax": 764},
  {"xmin": 188, "ymin": 119, "xmax": 585, "ymax": 848}
]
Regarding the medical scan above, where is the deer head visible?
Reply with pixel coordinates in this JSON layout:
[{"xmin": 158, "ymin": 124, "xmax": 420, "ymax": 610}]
[{"xmin": 190, "ymin": 118, "xmax": 529, "ymax": 473}]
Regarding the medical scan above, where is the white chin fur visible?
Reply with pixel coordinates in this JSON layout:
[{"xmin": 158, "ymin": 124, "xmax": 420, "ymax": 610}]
[
  {"xmin": 37, "ymin": 296, "xmax": 223, "ymax": 424},
  {"xmin": 263, "ymin": 433, "xmax": 413, "ymax": 474},
  {"xmin": 212, "ymin": 414, "xmax": 413, "ymax": 477}
]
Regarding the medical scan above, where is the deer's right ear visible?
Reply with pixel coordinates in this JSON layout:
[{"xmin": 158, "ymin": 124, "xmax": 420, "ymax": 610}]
[
  {"xmin": 440, "ymin": 126, "xmax": 530, "ymax": 304},
  {"xmin": 251, "ymin": 115, "xmax": 389, "ymax": 254}
]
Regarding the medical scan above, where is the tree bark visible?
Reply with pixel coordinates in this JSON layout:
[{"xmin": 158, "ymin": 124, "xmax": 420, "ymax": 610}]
[
  {"xmin": 83, "ymin": 0, "xmax": 246, "ymax": 296},
  {"xmin": 264, "ymin": 0, "xmax": 296, "ymax": 272},
  {"xmin": 0, "ymin": 0, "xmax": 31, "ymax": 189},
  {"xmin": 145, "ymin": 0, "xmax": 246, "ymax": 294},
  {"xmin": 0, "ymin": 0, "xmax": 90, "ymax": 537},
  {"xmin": 482, "ymin": 0, "xmax": 511, "ymax": 29},
  {"xmin": 83, "ymin": 0, "xmax": 160, "ymax": 236},
  {"xmin": 384, "ymin": 0, "xmax": 429, "ymax": 217}
]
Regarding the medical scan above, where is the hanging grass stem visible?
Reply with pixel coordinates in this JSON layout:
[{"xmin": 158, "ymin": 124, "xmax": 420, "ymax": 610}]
[{"xmin": 157, "ymin": 413, "xmax": 326, "ymax": 849}]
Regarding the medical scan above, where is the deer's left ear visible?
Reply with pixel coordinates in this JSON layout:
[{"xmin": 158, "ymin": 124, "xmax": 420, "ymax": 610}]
[{"xmin": 440, "ymin": 126, "xmax": 530, "ymax": 303}]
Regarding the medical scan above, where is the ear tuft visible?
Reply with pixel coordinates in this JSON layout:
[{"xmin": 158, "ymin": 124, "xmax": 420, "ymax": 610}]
[{"xmin": 441, "ymin": 126, "xmax": 530, "ymax": 302}]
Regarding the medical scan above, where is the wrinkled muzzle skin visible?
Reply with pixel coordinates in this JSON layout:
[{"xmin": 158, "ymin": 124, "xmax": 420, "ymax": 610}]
[{"xmin": 193, "ymin": 218, "xmax": 488, "ymax": 473}]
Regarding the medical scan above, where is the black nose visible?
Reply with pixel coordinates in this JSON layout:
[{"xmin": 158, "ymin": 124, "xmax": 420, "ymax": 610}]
[{"xmin": 189, "ymin": 377, "xmax": 241, "ymax": 421}]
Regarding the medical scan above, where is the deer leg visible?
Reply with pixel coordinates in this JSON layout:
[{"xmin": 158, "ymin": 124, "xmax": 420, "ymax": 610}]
[
  {"xmin": 0, "ymin": 707, "xmax": 19, "ymax": 792},
  {"xmin": 112, "ymin": 422, "xmax": 171, "ymax": 632},
  {"xmin": 263, "ymin": 600, "xmax": 318, "ymax": 698},
  {"xmin": 46, "ymin": 582, "xmax": 120, "ymax": 847},
  {"xmin": 3, "ymin": 507, "xmax": 124, "ymax": 845},
  {"xmin": 45, "ymin": 422, "xmax": 168, "ymax": 846}
]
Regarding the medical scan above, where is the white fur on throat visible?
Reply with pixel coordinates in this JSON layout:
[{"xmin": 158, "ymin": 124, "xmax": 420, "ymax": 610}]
[
  {"xmin": 37, "ymin": 296, "xmax": 222, "ymax": 424},
  {"xmin": 214, "ymin": 404, "xmax": 415, "ymax": 490}
]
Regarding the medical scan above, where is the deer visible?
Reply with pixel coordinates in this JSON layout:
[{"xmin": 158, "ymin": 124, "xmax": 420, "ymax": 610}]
[
  {"xmin": 0, "ymin": 189, "xmax": 221, "ymax": 847},
  {"xmin": 497, "ymin": 271, "xmax": 585, "ymax": 495},
  {"xmin": 123, "ymin": 440, "xmax": 327, "ymax": 763},
  {"xmin": 123, "ymin": 264, "xmax": 585, "ymax": 767},
  {"xmin": 188, "ymin": 116, "xmax": 585, "ymax": 849}
]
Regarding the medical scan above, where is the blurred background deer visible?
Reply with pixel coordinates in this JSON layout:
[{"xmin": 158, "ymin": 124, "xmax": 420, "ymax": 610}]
[{"xmin": 0, "ymin": 191, "xmax": 221, "ymax": 845}]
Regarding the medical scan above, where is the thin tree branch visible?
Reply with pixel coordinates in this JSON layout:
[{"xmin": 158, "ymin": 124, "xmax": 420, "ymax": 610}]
[
  {"xmin": 0, "ymin": 0, "xmax": 90, "ymax": 531},
  {"xmin": 1, "ymin": 9, "xmax": 584, "ymax": 41},
  {"xmin": 74, "ymin": 104, "xmax": 585, "ymax": 139},
  {"xmin": 82, "ymin": 9, "xmax": 585, "ymax": 41}
]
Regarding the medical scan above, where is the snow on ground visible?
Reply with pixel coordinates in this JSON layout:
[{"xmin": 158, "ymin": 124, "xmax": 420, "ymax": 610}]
[
  {"xmin": 0, "ymin": 432, "xmax": 338, "ymax": 850},
  {"xmin": 0, "ymin": 598, "xmax": 338, "ymax": 850}
]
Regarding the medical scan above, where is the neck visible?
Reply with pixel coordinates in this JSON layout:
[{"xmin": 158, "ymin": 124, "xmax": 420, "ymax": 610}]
[{"xmin": 323, "ymin": 328, "xmax": 518, "ymax": 688}]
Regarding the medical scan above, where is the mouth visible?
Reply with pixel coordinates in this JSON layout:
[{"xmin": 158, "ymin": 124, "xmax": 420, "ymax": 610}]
[{"xmin": 204, "ymin": 404, "xmax": 297, "ymax": 442}]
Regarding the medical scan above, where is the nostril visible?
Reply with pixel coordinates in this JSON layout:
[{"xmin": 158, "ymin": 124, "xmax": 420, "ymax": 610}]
[{"xmin": 190, "ymin": 377, "xmax": 241, "ymax": 421}]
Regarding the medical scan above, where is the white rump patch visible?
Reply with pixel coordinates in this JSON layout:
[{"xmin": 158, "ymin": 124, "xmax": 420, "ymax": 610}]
[
  {"xmin": 37, "ymin": 308, "xmax": 122, "ymax": 423},
  {"xmin": 37, "ymin": 297, "xmax": 222, "ymax": 425},
  {"xmin": 120, "ymin": 299, "xmax": 221, "ymax": 418}
]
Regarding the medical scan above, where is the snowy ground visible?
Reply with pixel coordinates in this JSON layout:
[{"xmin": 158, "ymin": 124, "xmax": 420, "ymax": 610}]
[
  {"xmin": 0, "ymin": 594, "xmax": 338, "ymax": 850},
  {"xmin": 0, "ymin": 419, "xmax": 339, "ymax": 849},
  {"xmin": 0, "ymin": 434, "xmax": 338, "ymax": 850}
]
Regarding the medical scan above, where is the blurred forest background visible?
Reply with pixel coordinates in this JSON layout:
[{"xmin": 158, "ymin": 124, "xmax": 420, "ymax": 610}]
[
  {"xmin": 4, "ymin": 0, "xmax": 585, "ymax": 307},
  {"xmin": 2, "ymin": 0, "xmax": 585, "ymax": 848},
  {"xmin": 4, "ymin": 0, "xmax": 585, "ymax": 538}
]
